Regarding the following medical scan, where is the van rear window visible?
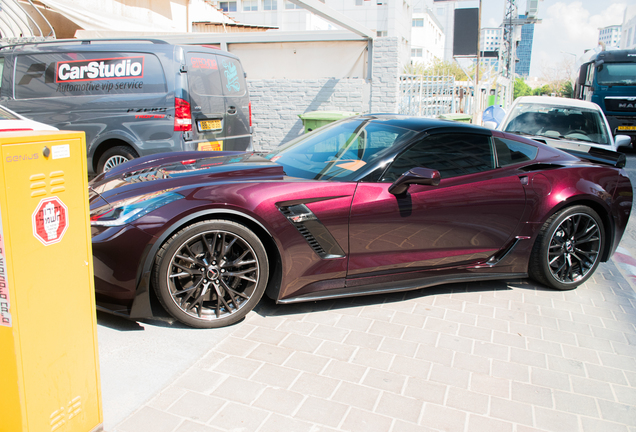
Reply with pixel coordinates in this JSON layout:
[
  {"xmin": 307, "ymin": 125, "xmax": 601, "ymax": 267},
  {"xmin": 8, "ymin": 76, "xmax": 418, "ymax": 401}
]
[
  {"xmin": 187, "ymin": 53, "xmax": 224, "ymax": 97},
  {"xmin": 14, "ymin": 52, "xmax": 167, "ymax": 99},
  {"xmin": 187, "ymin": 52, "xmax": 246, "ymax": 98},
  {"xmin": 218, "ymin": 57, "xmax": 246, "ymax": 96}
]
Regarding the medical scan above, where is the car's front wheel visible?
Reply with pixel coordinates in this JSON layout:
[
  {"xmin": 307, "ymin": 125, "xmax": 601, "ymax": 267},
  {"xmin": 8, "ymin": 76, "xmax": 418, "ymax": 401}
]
[
  {"xmin": 153, "ymin": 220, "xmax": 269, "ymax": 328},
  {"xmin": 529, "ymin": 205, "xmax": 604, "ymax": 290}
]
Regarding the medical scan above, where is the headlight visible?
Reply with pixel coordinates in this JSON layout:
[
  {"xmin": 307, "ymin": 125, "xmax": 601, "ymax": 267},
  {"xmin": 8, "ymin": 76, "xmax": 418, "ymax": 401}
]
[{"xmin": 90, "ymin": 191, "xmax": 184, "ymax": 227}]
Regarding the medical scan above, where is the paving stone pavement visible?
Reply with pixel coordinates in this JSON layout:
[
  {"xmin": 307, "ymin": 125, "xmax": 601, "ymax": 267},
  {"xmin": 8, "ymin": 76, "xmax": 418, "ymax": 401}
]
[{"xmin": 109, "ymin": 259, "xmax": 636, "ymax": 432}]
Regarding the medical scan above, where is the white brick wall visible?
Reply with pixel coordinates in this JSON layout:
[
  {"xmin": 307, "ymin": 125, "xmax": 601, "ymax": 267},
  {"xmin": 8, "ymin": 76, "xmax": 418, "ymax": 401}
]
[
  {"xmin": 247, "ymin": 37, "xmax": 401, "ymax": 152},
  {"xmin": 370, "ymin": 37, "xmax": 400, "ymax": 114}
]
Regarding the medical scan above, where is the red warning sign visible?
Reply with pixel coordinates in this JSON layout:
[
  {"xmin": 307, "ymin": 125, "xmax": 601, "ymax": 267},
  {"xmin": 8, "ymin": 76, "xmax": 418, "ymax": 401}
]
[{"xmin": 32, "ymin": 197, "xmax": 68, "ymax": 246}]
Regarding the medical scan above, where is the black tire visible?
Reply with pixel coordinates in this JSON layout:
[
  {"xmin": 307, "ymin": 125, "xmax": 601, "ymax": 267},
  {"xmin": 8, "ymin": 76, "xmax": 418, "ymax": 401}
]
[
  {"xmin": 153, "ymin": 220, "xmax": 269, "ymax": 328},
  {"xmin": 529, "ymin": 205, "xmax": 604, "ymax": 290},
  {"xmin": 96, "ymin": 145, "xmax": 138, "ymax": 173}
]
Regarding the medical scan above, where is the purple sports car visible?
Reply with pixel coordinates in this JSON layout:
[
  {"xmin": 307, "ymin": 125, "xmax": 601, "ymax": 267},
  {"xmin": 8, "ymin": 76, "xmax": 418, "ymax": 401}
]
[{"xmin": 89, "ymin": 115, "xmax": 632, "ymax": 328}]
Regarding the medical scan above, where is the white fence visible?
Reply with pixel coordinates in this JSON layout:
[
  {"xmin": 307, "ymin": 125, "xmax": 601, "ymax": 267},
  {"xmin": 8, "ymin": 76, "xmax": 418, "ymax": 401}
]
[{"xmin": 399, "ymin": 75, "xmax": 480, "ymax": 119}]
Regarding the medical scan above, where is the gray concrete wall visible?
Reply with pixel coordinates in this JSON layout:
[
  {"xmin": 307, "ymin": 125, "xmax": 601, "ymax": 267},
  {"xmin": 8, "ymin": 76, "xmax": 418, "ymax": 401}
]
[{"xmin": 248, "ymin": 37, "xmax": 401, "ymax": 152}]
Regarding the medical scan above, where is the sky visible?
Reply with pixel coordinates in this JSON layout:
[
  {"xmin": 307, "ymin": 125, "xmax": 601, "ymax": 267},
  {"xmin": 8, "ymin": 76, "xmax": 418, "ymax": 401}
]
[{"xmin": 465, "ymin": 0, "xmax": 632, "ymax": 78}]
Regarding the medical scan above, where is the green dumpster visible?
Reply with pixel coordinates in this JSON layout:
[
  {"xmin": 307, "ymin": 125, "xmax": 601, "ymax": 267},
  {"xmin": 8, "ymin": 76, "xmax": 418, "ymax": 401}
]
[
  {"xmin": 438, "ymin": 113, "xmax": 473, "ymax": 123},
  {"xmin": 298, "ymin": 111, "xmax": 359, "ymax": 133}
]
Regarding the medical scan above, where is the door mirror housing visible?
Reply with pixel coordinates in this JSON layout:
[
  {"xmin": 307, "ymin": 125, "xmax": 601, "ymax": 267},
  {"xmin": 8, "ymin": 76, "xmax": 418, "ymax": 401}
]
[
  {"xmin": 388, "ymin": 167, "xmax": 441, "ymax": 195},
  {"xmin": 615, "ymin": 135, "xmax": 632, "ymax": 149}
]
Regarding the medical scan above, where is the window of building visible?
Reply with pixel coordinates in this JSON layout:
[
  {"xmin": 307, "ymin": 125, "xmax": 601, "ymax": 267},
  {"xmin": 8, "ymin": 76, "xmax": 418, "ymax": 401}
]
[
  {"xmin": 411, "ymin": 48, "xmax": 423, "ymax": 57},
  {"xmin": 263, "ymin": 0, "xmax": 277, "ymax": 9},
  {"xmin": 356, "ymin": 0, "xmax": 363, "ymax": 4},
  {"xmin": 243, "ymin": 0, "xmax": 258, "ymax": 11},
  {"xmin": 219, "ymin": 1, "xmax": 237, "ymax": 12},
  {"xmin": 285, "ymin": 0, "xmax": 302, "ymax": 9},
  {"xmin": 412, "ymin": 18, "xmax": 424, "ymax": 27},
  {"xmin": 377, "ymin": 30, "xmax": 387, "ymax": 37}
]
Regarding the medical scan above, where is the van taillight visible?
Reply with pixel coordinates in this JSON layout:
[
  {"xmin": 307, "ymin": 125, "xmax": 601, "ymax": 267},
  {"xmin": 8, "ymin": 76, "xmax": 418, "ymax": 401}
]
[
  {"xmin": 249, "ymin": 101, "xmax": 252, "ymax": 127},
  {"xmin": 174, "ymin": 97, "xmax": 192, "ymax": 132}
]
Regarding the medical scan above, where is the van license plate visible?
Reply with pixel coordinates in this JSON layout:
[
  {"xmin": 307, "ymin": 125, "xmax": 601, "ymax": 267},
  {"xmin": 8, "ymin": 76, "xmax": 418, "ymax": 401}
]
[
  {"xmin": 198, "ymin": 141, "xmax": 223, "ymax": 151},
  {"xmin": 199, "ymin": 120, "xmax": 222, "ymax": 131},
  {"xmin": 618, "ymin": 126, "xmax": 636, "ymax": 131}
]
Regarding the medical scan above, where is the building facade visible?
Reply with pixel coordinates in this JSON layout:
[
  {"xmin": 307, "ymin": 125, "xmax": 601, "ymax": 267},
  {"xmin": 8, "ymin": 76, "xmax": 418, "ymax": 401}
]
[
  {"xmin": 516, "ymin": 15, "xmax": 534, "ymax": 78},
  {"xmin": 410, "ymin": 7, "xmax": 445, "ymax": 67},
  {"xmin": 599, "ymin": 25, "xmax": 622, "ymax": 49},
  {"xmin": 620, "ymin": 5, "xmax": 636, "ymax": 49},
  {"xmin": 479, "ymin": 27, "xmax": 501, "ymax": 72},
  {"xmin": 212, "ymin": 0, "xmax": 414, "ymax": 66}
]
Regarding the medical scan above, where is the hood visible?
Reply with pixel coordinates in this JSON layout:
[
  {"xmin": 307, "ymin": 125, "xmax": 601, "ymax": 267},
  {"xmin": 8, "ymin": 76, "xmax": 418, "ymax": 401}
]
[{"xmin": 89, "ymin": 152, "xmax": 285, "ymax": 205}]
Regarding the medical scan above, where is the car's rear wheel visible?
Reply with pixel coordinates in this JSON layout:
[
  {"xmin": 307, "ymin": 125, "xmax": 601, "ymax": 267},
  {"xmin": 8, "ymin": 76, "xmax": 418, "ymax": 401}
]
[
  {"xmin": 529, "ymin": 205, "xmax": 604, "ymax": 290},
  {"xmin": 97, "ymin": 145, "xmax": 138, "ymax": 173},
  {"xmin": 153, "ymin": 220, "xmax": 268, "ymax": 328}
]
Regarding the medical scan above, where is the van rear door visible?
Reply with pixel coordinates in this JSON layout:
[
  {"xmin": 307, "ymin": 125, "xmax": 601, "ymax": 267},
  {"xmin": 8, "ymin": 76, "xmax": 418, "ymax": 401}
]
[
  {"xmin": 185, "ymin": 51, "xmax": 251, "ymax": 152},
  {"xmin": 217, "ymin": 54, "xmax": 251, "ymax": 151}
]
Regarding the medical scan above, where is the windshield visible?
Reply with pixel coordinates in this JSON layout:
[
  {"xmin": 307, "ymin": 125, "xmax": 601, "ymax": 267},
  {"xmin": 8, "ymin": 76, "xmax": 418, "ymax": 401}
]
[
  {"xmin": 265, "ymin": 118, "xmax": 417, "ymax": 181},
  {"xmin": 502, "ymin": 102, "xmax": 610, "ymax": 145},
  {"xmin": 0, "ymin": 106, "xmax": 20, "ymax": 120},
  {"xmin": 597, "ymin": 63, "xmax": 636, "ymax": 86}
]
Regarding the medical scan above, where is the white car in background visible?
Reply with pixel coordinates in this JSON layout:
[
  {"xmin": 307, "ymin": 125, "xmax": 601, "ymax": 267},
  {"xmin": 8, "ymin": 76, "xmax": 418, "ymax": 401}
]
[
  {"xmin": 498, "ymin": 96, "xmax": 631, "ymax": 152},
  {"xmin": 0, "ymin": 104, "xmax": 57, "ymax": 132}
]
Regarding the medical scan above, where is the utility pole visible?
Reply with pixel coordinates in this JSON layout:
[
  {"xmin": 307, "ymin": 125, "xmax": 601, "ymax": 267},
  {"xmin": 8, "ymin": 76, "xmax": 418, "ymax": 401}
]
[
  {"xmin": 474, "ymin": 0, "xmax": 482, "ymax": 124},
  {"xmin": 499, "ymin": 0, "xmax": 541, "ymax": 107}
]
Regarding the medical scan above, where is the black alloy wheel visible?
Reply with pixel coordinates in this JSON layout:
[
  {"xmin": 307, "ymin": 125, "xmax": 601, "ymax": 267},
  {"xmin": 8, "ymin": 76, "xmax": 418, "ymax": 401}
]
[
  {"xmin": 153, "ymin": 220, "xmax": 269, "ymax": 328},
  {"xmin": 529, "ymin": 205, "xmax": 604, "ymax": 290}
]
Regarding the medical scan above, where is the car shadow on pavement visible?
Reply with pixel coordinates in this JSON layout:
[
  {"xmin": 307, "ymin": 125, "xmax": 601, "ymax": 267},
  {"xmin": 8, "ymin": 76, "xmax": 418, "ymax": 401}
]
[
  {"xmin": 95, "ymin": 277, "xmax": 556, "ymax": 330},
  {"xmin": 252, "ymin": 277, "xmax": 550, "ymax": 320},
  {"xmin": 95, "ymin": 295, "xmax": 196, "ymax": 331},
  {"xmin": 96, "ymin": 310, "xmax": 146, "ymax": 331}
]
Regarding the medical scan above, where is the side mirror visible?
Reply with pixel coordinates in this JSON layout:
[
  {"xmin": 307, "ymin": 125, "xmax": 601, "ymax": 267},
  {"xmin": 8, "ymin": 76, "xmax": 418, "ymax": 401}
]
[
  {"xmin": 483, "ymin": 120, "xmax": 498, "ymax": 130},
  {"xmin": 615, "ymin": 135, "xmax": 632, "ymax": 149},
  {"xmin": 388, "ymin": 167, "xmax": 441, "ymax": 195}
]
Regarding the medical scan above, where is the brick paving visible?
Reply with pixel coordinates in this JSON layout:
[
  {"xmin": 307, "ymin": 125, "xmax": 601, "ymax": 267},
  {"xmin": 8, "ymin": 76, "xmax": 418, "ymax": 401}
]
[{"xmin": 110, "ymin": 259, "xmax": 636, "ymax": 432}]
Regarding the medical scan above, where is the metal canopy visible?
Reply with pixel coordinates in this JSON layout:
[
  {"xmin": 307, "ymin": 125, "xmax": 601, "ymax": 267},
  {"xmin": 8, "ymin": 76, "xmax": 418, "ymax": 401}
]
[{"xmin": 154, "ymin": 30, "xmax": 369, "ymax": 47}]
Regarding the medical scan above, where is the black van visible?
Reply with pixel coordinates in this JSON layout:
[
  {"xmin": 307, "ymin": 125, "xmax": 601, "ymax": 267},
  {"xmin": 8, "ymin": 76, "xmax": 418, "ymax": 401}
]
[{"xmin": 0, "ymin": 39, "xmax": 252, "ymax": 174}]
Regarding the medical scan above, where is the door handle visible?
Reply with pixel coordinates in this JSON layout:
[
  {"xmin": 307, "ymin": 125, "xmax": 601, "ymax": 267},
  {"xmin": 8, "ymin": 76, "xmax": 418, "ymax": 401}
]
[{"xmin": 227, "ymin": 106, "xmax": 237, "ymax": 115}]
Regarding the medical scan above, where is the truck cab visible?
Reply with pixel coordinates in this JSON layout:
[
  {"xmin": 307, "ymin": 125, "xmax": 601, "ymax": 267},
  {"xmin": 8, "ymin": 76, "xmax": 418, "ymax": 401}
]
[{"xmin": 575, "ymin": 49, "xmax": 636, "ymax": 144}]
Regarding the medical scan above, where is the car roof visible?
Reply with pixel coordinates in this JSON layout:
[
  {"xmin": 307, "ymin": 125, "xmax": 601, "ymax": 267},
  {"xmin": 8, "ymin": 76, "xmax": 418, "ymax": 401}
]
[
  {"xmin": 360, "ymin": 114, "xmax": 490, "ymax": 134},
  {"xmin": 0, "ymin": 39, "xmax": 242, "ymax": 59},
  {"xmin": 512, "ymin": 96, "xmax": 602, "ymax": 111}
]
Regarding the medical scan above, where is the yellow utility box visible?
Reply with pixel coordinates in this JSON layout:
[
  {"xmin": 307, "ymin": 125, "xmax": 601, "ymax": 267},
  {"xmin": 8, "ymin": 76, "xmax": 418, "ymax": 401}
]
[{"xmin": 0, "ymin": 131, "xmax": 102, "ymax": 432}]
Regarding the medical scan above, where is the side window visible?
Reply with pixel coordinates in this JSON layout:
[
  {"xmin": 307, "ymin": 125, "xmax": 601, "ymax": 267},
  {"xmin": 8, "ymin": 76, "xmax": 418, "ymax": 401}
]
[
  {"xmin": 494, "ymin": 137, "xmax": 537, "ymax": 167},
  {"xmin": 382, "ymin": 133, "xmax": 494, "ymax": 182}
]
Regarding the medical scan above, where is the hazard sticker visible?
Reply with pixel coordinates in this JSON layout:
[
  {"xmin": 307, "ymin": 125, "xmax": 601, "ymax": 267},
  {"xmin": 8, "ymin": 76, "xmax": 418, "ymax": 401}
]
[{"xmin": 32, "ymin": 197, "xmax": 68, "ymax": 246}]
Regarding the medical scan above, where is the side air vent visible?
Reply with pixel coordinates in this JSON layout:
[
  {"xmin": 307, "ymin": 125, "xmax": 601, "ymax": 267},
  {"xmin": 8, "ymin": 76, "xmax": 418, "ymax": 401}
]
[
  {"xmin": 124, "ymin": 168, "xmax": 170, "ymax": 182},
  {"xmin": 296, "ymin": 224, "xmax": 327, "ymax": 255},
  {"xmin": 519, "ymin": 163, "xmax": 563, "ymax": 172},
  {"xmin": 278, "ymin": 204, "xmax": 345, "ymax": 259}
]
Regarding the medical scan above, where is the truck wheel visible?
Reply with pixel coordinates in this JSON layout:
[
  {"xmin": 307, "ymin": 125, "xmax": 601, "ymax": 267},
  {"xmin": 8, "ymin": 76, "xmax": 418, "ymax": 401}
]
[{"xmin": 97, "ymin": 146, "xmax": 139, "ymax": 173}]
